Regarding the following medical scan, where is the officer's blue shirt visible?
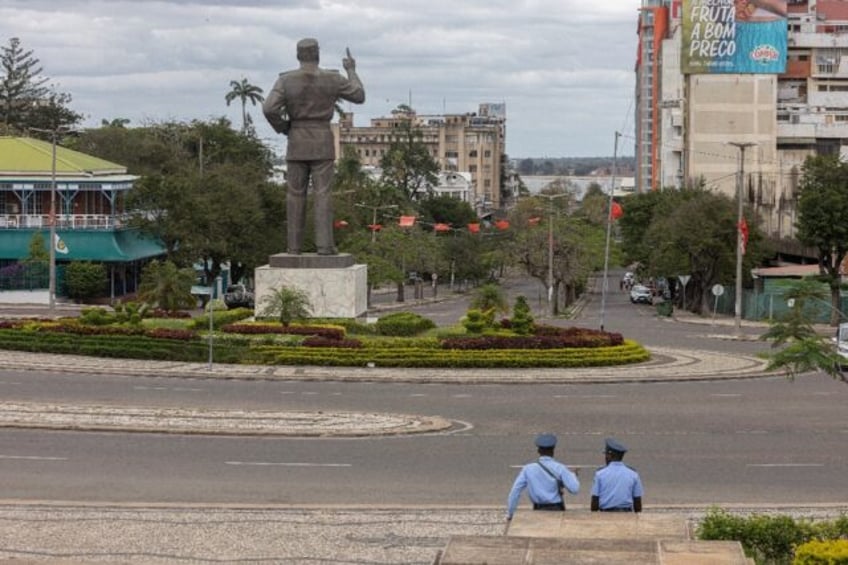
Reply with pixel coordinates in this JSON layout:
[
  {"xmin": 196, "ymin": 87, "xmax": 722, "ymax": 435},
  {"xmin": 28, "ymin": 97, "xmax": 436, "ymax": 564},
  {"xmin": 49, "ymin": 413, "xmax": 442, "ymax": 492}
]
[
  {"xmin": 591, "ymin": 461, "xmax": 643, "ymax": 510},
  {"xmin": 507, "ymin": 456, "xmax": 580, "ymax": 518}
]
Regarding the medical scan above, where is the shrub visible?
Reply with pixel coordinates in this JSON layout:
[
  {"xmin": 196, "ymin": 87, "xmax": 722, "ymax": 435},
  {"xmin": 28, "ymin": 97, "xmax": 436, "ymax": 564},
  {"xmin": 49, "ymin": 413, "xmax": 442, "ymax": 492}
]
[
  {"xmin": 794, "ymin": 540, "xmax": 848, "ymax": 564},
  {"xmin": 375, "ymin": 312, "xmax": 436, "ymax": 337},
  {"xmin": 64, "ymin": 261, "xmax": 108, "ymax": 302},
  {"xmin": 697, "ymin": 508, "xmax": 846, "ymax": 564},
  {"xmin": 80, "ymin": 307, "xmax": 116, "ymax": 326},
  {"xmin": 511, "ymin": 295, "xmax": 535, "ymax": 335},
  {"xmin": 534, "ymin": 324, "xmax": 624, "ymax": 346},
  {"xmin": 462, "ymin": 309, "xmax": 489, "ymax": 334}
]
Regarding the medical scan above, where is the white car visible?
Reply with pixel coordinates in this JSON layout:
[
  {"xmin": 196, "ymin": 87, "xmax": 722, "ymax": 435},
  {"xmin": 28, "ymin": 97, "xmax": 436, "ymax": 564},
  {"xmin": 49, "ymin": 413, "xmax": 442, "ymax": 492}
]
[{"xmin": 629, "ymin": 284, "xmax": 653, "ymax": 304}]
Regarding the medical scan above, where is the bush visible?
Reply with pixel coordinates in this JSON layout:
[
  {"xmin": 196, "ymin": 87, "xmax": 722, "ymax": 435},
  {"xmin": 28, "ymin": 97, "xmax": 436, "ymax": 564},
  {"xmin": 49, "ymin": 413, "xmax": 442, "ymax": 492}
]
[
  {"xmin": 64, "ymin": 261, "xmax": 107, "ymax": 302},
  {"xmin": 302, "ymin": 336, "xmax": 363, "ymax": 348},
  {"xmin": 511, "ymin": 295, "xmax": 534, "ymax": 335},
  {"xmin": 697, "ymin": 508, "xmax": 848, "ymax": 564},
  {"xmin": 794, "ymin": 540, "xmax": 848, "ymax": 564},
  {"xmin": 375, "ymin": 312, "xmax": 436, "ymax": 337},
  {"xmin": 462, "ymin": 309, "xmax": 489, "ymax": 334}
]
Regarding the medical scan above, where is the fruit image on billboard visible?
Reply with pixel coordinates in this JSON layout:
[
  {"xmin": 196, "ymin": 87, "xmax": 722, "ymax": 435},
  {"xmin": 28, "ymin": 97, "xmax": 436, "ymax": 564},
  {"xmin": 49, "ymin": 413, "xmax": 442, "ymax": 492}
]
[{"xmin": 682, "ymin": 0, "xmax": 787, "ymax": 74}]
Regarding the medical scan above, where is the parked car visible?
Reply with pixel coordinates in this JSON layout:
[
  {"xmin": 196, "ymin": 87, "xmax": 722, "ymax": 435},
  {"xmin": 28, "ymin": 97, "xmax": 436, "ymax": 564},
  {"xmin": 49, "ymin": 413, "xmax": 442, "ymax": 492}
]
[
  {"xmin": 223, "ymin": 284, "xmax": 255, "ymax": 309},
  {"xmin": 629, "ymin": 284, "xmax": 653, "ymax": 305}
]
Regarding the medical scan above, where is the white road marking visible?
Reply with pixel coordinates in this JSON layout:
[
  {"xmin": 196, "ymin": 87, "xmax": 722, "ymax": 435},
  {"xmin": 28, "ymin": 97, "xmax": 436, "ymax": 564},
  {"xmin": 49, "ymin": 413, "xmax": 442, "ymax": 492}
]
[
  {"xmin": 452, "ymin": 394, "xmax": 472, "ymax": 398},
  {"xmin": 0, "ymin": 455, "xmax": 67, "ymax": 461},
  {"xmin": 409, "ymin": 393, "xmax": 428, "ymax": 397},
  {"xmin": 134, "ymin": 386, "xmax": 202, "ymax": 392},
  {"xmin": 554, "ymin": 395, "xmax": 617, "ymax": 399},
  {"xmin": 225, "ymin": 461, "xmax": 351, "ymax": 467},
  {"xmin": 746, "ymin": 463, "xmax": 824, "ymax": 468},
  {"xmin": 0, "ymin": 381, "xmax": 22, "ymax": 385}
]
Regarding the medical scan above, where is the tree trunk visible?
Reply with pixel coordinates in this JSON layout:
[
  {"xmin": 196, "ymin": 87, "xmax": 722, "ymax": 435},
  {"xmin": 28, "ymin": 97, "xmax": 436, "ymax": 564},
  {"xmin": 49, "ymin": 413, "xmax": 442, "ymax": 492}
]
[
  {"xmin": 396, "ymin": 281, "xmax": 405, "ymax": 302},
  {"xmin": 831, "ymin": 283, "xmax": 841, "ymax": 326}
]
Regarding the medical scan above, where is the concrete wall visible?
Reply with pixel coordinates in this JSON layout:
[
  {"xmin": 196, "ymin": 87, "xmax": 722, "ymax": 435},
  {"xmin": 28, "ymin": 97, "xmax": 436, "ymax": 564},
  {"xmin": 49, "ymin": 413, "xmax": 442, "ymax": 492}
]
[{"xmin": 0, "ymin": 290, "xmax": 49, "ymax": 304}]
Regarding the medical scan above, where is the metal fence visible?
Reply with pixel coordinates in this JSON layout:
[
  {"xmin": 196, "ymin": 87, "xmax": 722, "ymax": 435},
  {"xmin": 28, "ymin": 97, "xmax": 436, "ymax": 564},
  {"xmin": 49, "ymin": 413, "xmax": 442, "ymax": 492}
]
[{"xmin": 0, "ymin": 261, "xmax": 50, "ymax": 291}]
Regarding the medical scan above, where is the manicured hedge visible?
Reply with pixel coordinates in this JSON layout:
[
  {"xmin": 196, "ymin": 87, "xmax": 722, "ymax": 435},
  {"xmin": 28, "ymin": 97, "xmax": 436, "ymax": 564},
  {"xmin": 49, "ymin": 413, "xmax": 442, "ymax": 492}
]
[
  {"xmin": 188, "ymin": 308, "xmax": 253, "ymax": 330},
  {"xmin": 222, "ymin": 322, "xmax": 346, "ymax": 340},
  {"xmin": 248, "ymin": 340, "xmax": 649, "ymax": 368},
  {"xmin": 375, "ymin": 312, "xmax": 436, "ymax": 336},
  {"xmin": 0, "ymin": 330, "xmax": 247, "ymax": 363},
  {"xmin": 0, "ymin": 319, "xmax": 650, "ymax": 369}
]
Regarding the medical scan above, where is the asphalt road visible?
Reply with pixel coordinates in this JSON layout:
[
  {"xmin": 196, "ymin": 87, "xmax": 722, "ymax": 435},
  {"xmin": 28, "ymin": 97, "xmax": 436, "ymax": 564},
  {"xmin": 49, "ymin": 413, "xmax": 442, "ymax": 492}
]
[{"xmin": 0, "ymin": 271, "xmax": 845, "ymax": 509}]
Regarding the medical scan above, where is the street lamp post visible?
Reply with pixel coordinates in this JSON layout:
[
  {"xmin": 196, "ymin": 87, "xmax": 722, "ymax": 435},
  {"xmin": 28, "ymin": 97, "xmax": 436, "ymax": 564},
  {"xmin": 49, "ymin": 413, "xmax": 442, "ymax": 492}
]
[
  {"xmin": 29, "ymin": 127, "xmax": 64, "ymax": 317},
  {"xmin": 599, "ymin": 131, "xmax": 621, "ymax": 332},
  {"xmin": 537, "ymin": 192, "xmax": 569, "ymax": 317},
  {"xmin": 728, "ymin": 142, "xmax": 755, "ymax": 335}
]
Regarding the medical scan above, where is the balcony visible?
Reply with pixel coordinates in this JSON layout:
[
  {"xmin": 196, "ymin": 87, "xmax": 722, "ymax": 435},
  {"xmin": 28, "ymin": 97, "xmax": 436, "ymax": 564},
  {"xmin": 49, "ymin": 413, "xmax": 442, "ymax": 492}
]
[
  {"xmin": 0, "ymin": 214, "xmax": 125, "ymax": 230},
  {"xmin": 789, "ymin": 32, "xmax": 848, "ymax": 48}
]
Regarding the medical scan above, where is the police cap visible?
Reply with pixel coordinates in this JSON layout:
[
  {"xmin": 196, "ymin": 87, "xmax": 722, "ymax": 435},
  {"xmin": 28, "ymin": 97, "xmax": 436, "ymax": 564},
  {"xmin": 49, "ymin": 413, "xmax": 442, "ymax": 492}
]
[
  {"xmin": 604, "ymin": 437, "xmax": 628, "ymax": 455},
  {"xmin": 535, "ymin": 433, "xmax": 557, "ymax": 449}
]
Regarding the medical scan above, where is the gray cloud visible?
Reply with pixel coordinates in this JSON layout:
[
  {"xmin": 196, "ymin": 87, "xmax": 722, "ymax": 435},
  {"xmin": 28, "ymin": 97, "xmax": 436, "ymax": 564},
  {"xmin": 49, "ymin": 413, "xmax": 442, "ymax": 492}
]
[{"xmin": 0, "ymin": 0, "xmax": 640, "ymax": 156}]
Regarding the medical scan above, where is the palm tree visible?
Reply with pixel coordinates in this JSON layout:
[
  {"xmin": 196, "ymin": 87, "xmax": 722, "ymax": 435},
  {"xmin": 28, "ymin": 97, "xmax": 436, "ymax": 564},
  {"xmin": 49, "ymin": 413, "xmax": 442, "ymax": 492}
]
[
  {"xmin": 260, "ymin": 286, "xmax": 312, "ymax": 326},
  {"xmin": 138, "ymin": 260, "xmax": 197, "ymax": 312},
  {"xmin": 225, "ymin": 78, "xmax": 264, "ymax": 133}
]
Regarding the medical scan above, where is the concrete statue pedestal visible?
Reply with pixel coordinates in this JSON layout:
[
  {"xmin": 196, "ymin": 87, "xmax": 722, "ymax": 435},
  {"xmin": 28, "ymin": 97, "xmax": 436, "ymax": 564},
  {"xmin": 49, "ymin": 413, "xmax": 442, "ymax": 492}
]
[{"xmin": 254, "ymin": 253, "xmax": 367, "ymax": 319}]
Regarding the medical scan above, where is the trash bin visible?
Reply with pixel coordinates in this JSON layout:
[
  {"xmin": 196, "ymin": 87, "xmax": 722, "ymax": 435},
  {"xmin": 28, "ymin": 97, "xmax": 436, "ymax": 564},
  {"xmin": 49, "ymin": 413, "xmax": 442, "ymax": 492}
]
[{"xmin": 656, "ymin": 301, "xmax": 673, "ymax": 317}]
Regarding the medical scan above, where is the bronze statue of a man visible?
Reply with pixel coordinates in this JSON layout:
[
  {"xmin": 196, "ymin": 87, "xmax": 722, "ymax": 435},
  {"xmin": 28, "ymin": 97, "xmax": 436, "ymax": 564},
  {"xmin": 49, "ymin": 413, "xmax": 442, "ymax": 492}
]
[{"xmin": 263, "ymin": 38, "xmax": 365, "ymax": 255}]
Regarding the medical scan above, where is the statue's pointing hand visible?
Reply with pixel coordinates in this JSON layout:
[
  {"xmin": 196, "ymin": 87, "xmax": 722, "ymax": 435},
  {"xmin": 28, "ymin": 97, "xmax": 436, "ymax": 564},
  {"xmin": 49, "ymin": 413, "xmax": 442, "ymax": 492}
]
[{"xmin": 343, "ymin": 47, "xmax": 356, "ymax": 71}]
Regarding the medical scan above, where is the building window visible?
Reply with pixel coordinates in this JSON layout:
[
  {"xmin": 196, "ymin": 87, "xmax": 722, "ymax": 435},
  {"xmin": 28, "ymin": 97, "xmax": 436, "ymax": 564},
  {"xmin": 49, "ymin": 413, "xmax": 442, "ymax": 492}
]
[
  {"xmin": 469, "ymin": 150, "xmax": 478, "ymax": 158},
  {"xmin": 484, "ymin": 150, "xmax": 491, "ymax": 158},
  {"xmin": 469, "ymin": 165, "xmax": 477, "ymax": 173}
]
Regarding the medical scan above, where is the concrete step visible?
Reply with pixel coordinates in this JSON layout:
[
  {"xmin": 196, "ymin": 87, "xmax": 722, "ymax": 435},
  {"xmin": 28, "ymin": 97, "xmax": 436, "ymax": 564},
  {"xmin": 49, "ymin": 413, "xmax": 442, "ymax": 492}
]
[{"xmin": 435, "ymin": 536, "xmax": 753, "ymax": 564}]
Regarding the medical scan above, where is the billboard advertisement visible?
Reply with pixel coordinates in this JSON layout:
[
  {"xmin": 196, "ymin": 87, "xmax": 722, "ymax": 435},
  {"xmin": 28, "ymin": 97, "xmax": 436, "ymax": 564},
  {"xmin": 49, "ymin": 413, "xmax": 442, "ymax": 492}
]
[{"xmin": 681, "ymin": 0, "xmax": 787, "ymax": 74}]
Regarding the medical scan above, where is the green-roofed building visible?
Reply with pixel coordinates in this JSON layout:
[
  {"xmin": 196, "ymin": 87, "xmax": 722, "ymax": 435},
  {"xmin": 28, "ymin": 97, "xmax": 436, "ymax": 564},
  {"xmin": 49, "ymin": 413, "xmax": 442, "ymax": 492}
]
[{"xmin": 0, "ymin": 136, "xmax": 166, "ymax": 300}]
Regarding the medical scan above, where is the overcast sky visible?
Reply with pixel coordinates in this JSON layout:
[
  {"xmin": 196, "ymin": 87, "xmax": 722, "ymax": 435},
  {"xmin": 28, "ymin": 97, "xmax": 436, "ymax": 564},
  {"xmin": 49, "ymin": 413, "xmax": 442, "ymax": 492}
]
[{"xmin": 1, "ymin": 0, "xmax": 642, "ymax": 158}]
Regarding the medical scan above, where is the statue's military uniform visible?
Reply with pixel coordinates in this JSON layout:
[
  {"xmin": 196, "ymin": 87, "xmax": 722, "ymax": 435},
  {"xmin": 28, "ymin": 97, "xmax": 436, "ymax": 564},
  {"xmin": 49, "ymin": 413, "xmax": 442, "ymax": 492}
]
[{"xmin": 263, "ymin": 39, "xmax": 365, "ymax": 254}]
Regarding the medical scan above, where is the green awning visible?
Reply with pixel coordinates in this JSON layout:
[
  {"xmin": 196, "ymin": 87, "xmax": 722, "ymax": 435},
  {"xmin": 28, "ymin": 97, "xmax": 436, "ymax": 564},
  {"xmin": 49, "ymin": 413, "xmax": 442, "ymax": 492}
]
[{"xmin": 0, "ymin": 228, "xmax": 166, "ymax": 262}]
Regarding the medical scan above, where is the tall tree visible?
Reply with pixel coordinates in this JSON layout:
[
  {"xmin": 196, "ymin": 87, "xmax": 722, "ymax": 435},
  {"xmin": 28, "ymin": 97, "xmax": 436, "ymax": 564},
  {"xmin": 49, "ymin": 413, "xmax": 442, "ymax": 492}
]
[
  {"xmin": 379, "ymin": 121, "xmax": 439, "ymax": 202},
  {"xmin": 0, "ymin": 37, "xmax": 81, "ymax": 133},
  {"xmin": 225, "ymin": 78, "xmax": 264, "ymax": 134},
  {"xmin": 796, "ymin": 154, "xmax": 848, "ymax": 326}
]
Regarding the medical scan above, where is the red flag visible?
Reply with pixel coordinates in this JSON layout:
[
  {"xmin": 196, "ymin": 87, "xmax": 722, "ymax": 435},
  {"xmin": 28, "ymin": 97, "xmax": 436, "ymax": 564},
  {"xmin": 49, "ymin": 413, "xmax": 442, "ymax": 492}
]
[
  {"xmin": 738, "ymin": 218, "xmax": 749, "ymax": 255},
  {"xmin": 610, "ymin": 201, "xmax": 623, "ymax": 221},
  {"xmin": 398, "ymin": 215, "xmax": 416, "ymax": 228},
  {"xmin": 494, "ymin": 219, "xmax": 510, "ymax": 231},
  {"xmin": 528, "ymin": 216, "xmax": 542, "ymax": 226},
  {"xmin": 467, "ymin": 223, "xmax": 480, "ymax": 234},
  {"xmin": 333, "ymin": 220, "xmax": 349, "ymax": 229},
  {"xmin": 434, "ymin": 223, "xmax": 451, "ymax": 232},
  {"xmin": 367, "ymin": 223, "xmax": 382, "ymax": 232}
]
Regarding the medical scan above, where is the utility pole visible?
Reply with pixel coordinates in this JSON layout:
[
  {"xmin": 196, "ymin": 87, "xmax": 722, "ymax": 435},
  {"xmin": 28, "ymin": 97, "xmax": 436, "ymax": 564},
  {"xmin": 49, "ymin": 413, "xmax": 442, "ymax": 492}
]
[
  {"xmin": 729, "ymin": 142, "xmax": 755, "ymax": 335},
  {"xmin": 355, "ymin": 203, "xmax": 398, "ymax": 243},
  {"xmin": 599, "ymin": 131, "xmax": 621, "ymax": 332}
]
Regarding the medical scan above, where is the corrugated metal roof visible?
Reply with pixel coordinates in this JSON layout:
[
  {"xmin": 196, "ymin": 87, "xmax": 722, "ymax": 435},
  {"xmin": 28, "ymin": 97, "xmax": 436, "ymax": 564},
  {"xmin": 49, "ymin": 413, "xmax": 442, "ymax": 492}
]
[{"xmin": 0, "ymin": 137, "xmax": 127, "ymax": 177}]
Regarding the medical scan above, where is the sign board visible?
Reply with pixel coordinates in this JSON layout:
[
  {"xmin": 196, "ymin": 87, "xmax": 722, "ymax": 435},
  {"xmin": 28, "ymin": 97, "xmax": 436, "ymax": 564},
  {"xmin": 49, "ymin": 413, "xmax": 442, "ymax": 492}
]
[
  {"xmin": 712, "ymin": 284, "xmax": 725, "ymax": 297},
  {"xmin": 681, "ymin": 0, "xmax": 787, "ymax": 74},
  {"xmin": 678, "ymin": 275, "xmax": 691, "ymax": 287}
]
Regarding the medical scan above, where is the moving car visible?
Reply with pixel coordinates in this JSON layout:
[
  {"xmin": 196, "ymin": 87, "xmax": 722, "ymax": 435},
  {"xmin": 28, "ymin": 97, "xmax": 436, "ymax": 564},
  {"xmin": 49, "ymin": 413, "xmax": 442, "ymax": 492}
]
[{"xmin": 629, "ymin": 284, "xmax": 653, "ymax": 304}]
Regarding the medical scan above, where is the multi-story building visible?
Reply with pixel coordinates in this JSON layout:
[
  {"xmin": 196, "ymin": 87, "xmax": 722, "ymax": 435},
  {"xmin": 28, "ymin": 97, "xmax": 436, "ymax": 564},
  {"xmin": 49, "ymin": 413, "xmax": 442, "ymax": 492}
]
[
  {"xmin": 773, "ymin": 0, "xmax": 848, "ymax": 239},
  {"xmin": 639, "ymin": 0, "xmax": 848, "ymax": 247},
  {"xmin": 332, "ymin": 103, "xmax": 506, "ymax": 211},
  {"xmin": 0, "ymin": 136, "xmax": 165, "ymax": 301}
]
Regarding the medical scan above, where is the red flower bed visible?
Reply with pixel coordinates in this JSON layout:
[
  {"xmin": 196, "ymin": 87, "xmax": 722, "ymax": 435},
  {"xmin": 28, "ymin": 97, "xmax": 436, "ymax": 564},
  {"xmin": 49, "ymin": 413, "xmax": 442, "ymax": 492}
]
[
  {"xmin": 302, "ymin": 336, "xmax": 363, "ymax": 348},
  {"xmin": 222, "ymin": 323, "xmax": 344, "ymax": 340},
  {"xmin": 150, "ymin": 309, "xmax": 192, "ymax": 319},
  {"xmin": 442, "ymin": 326, "xmax": 624, "ymax": 350},
  {"xmin": 144, "ymin": 328, "xmax": 198, "ymax": 340}
]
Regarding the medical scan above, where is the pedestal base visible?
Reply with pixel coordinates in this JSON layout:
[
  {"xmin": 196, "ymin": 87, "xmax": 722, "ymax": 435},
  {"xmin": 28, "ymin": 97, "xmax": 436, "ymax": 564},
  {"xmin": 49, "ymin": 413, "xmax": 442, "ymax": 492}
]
[{"xmin": 254, "ymin": 259, "xmax": 367, "ymax": 319}]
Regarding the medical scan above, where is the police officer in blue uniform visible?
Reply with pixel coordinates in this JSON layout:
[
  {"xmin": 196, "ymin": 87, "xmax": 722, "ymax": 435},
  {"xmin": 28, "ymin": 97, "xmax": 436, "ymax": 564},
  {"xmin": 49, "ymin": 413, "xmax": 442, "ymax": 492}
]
[
  {"xmin": 591, "ymin": 438, "xmax": 643, "ymax": 512},
  {"xmin": 506, "ymin": 433, "xmax": 580, "ymax": 520}
]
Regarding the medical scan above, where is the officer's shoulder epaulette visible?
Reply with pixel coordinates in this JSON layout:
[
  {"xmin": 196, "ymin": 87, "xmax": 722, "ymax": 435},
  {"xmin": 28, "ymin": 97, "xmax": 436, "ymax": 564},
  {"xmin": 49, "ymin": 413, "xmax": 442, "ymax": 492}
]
[
  {"xmin": 278, "ymin": 70, "xmax": 295, "ymax": 77},
  {"xmin": 625, "ymin": 464, "xmax": 638, "ymax": 472},
  {"xmin": 595, "ymin": 465, "xmax": 606, "ymax": 472}
]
